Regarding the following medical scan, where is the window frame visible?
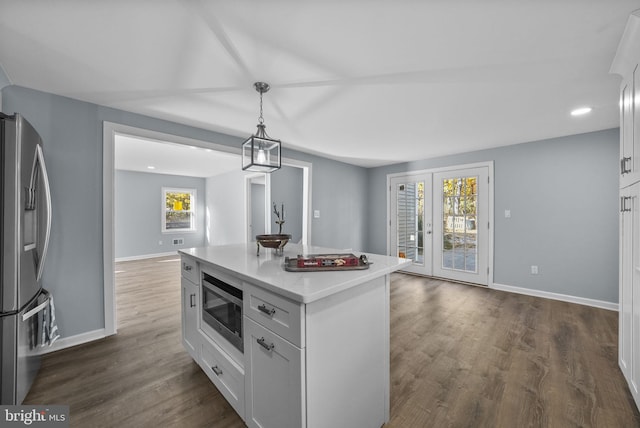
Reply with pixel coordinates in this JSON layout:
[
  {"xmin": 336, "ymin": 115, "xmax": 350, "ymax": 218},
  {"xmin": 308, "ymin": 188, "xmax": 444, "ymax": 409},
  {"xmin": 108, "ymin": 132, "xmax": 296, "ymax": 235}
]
[{"xmin": 162, "ymin": 187, "xmax": 197, "ymax": 233}]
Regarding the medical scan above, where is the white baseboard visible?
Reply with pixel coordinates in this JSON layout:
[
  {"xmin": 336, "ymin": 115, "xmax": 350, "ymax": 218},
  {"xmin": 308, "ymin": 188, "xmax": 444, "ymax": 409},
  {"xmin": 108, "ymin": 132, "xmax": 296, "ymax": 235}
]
[
  {"xmin": 115, "ymin": 251, "xmax": 179, "ymax": 262},
  {"xmin": 491, "ymin": 282, "xmax": 618, "ymax": 312},
  {"xmin": 36, "ymin": 328, "xmax": 109, "ymax": 355}
]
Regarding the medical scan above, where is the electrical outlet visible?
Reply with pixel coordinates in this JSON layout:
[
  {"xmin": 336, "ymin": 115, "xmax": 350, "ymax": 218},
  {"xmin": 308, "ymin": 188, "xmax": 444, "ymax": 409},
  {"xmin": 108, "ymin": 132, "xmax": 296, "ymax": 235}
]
[
  {"xmin": 531, "ymin": 265, "xmax": 539, "ymax": 275},
  {"xmin": 158, "ymin": 240, "xmax": 163, "ymax": 245},
  {"xmin": 505, "ymin": 209, "xmax": 511, "ymax": 218}
]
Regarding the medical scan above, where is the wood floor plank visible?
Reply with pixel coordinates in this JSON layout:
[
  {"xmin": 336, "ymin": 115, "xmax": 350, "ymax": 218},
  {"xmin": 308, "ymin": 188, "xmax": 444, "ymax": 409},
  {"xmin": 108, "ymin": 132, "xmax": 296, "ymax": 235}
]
[{"xmin": 24, "ymin": 260, "xmax": 640, "ymax": 427}]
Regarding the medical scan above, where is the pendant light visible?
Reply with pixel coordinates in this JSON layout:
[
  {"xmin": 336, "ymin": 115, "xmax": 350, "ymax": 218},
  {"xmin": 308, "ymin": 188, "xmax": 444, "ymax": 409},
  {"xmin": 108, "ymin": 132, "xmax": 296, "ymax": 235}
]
[{"xmin": 242, "ymin": 82, "xmax": 281, "ymax": 172}]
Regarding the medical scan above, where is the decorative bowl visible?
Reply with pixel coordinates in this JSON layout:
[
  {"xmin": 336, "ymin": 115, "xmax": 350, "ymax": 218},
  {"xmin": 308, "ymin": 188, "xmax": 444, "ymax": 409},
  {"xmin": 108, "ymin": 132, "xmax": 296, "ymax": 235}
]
[{"xmin": 256, "ymin": 234, "xmax": 292, "ymax": 256}]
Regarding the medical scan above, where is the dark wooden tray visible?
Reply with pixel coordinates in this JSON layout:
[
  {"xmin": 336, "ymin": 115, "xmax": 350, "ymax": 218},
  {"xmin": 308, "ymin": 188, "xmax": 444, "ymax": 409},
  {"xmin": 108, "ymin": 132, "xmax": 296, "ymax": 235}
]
[{"xmin": 284, "ymin": 253, "xmax": 370, "ymax": 272}]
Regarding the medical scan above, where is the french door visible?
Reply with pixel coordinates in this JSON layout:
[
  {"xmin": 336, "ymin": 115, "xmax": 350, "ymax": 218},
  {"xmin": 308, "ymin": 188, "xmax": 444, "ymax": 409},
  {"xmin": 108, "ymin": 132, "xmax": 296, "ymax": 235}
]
[
  {"xmin": 390, "ymin": 174, "xmax": 433, "ymax": 276},
  {"xmin": 390, "ymin": 165, "xmax": 490, "ymax": 285},
  {"xmin": 432, "ymin": 167, "xmax": 489, "ymax": 285}
]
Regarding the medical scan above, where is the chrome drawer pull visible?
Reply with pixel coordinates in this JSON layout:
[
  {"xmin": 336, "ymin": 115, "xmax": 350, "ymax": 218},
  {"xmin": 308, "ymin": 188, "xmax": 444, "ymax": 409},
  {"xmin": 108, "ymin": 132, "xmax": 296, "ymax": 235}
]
[
  {"xmin": 189, "ymin": 293, "xmax": 196, "ymax": 308},
  {"xmin": 257, "ymin": 337, "xmax": 274, "ymax": 351},
  {"xmin": 184, "ymin": 264, "xmax": 192, "ymax": 271},
  {"xmin": 212, "ymin": 365, "xmax": 223, "ymax": 376},
  {"xmin": 257, "ymin": 304, "xmax": 276, "ymax": 316}
]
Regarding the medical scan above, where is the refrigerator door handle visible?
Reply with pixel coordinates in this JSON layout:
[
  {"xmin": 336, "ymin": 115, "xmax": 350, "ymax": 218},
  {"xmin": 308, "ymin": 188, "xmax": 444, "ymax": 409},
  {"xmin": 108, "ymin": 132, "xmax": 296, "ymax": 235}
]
[
  {"xmin": 28, "ymin": 145, "xmax": 52, "ymax": 282},
  {"xmin": 21, "ymin": 295, "xmax": 49, "ymax": 322}
]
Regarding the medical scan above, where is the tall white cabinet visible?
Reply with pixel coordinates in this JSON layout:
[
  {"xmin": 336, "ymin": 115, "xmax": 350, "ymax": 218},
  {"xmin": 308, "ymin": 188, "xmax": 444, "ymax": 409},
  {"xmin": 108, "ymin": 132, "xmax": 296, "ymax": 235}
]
[{"xmin": 612, "ymin": 9, "xmax": 640, "ymax": 412}]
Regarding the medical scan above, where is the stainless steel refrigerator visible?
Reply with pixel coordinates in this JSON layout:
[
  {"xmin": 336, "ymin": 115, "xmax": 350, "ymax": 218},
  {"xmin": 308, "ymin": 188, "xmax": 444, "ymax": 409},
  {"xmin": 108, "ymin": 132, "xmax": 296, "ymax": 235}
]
[{"xmin": 0, "ymin": 112, "xmax": 52, "ymax": 404}]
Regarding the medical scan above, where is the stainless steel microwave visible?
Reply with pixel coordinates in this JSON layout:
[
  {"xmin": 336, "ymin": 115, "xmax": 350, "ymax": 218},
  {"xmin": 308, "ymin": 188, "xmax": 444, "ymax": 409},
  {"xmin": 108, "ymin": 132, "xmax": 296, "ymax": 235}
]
[{"xmin": 201, "ymin": 271, "xmax": 243, "ymax": 353}]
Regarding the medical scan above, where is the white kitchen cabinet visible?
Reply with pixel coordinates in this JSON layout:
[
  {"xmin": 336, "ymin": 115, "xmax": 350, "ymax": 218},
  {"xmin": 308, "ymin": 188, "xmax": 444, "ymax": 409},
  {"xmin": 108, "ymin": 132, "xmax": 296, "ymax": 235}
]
[
  {"xmin": 242, "ymin": 276, "xmax": 389, "ymax": 428},
  {"xmin": 620, "ymin": 183, "xmax": 640, "ymax": 406},
  {"xmin": 612, "ymin": 9, "xmax": 640, "ymax": 412},
  {"xmin": 179, "ymin": 244, "xmax": 411, "ymax": 428},
  {"xmin": 180, "ymin": 254, "xmax": 200, "ymax": 360},
  {"xmin": 624, "ymin": 65, "xmax": 640, "ymax": 187},
  {"xmin": 180, "ymin": 259, "xmax": 199, "ymax": 361},
  {"xmin": 244, "ymin": 317, "xmax": 304, "ymax": 428}
]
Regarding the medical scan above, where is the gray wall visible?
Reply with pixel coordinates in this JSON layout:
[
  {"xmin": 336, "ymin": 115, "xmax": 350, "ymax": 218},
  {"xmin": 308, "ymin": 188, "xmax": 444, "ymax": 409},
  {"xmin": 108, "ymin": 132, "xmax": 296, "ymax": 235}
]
[
  {"xmin": 3, "ymin": 82, "xmax": 618, "ymax": 344},
  {"xmin": 115, "ymin": 170, "xmax": 206, "ymax": 259},
  {"xmin": 206, "ymin": 169, "xmax": 247, "ymax": 246},
  {"xmin": 1, "ymin": 85, "xmax": 369, "ymax": 339},
  {"xmin": 367, "ymin": 129, "xmax": 620, "ymax": 303},
  {"xmin": 3, "ymin": 86, "xmax": 106, "ymax": 337},
  {"xmin": 293, "ymin": 153, "xmax": 369, "ymax": 251},
  {"xmin": 251, "ymin": 183, "xmax": 266, "ymax": 236},
  {"xmin": 271, "ymin": 165, "xmax": 303, "ymax": 243}
]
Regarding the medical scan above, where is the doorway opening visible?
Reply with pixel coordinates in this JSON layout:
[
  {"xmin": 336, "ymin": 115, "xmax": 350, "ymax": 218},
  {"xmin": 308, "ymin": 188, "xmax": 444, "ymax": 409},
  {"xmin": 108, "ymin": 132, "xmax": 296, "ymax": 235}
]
[{"xmin": 103, "ymin": 122, "xmax": 311, "ymax": 336}]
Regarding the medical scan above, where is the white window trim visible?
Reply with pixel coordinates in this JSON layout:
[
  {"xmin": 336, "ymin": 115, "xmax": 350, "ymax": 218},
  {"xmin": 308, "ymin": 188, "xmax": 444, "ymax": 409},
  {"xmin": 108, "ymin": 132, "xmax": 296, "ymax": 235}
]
[{"xmin": 162, "ymin": 187, "xmax": 197, "ymax": 233}]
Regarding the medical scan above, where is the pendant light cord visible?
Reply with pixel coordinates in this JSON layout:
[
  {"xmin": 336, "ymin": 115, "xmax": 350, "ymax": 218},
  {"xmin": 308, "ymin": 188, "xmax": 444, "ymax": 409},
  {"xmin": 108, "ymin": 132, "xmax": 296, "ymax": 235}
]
[{"xmin": 258, "ymin": 90, "xmax": 264, "ymax": 125}]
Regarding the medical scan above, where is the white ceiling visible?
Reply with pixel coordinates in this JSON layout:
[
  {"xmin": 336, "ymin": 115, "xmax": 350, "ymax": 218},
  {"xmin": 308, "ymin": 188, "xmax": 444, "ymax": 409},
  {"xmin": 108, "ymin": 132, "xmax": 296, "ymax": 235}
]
[
  {"xmin": 1, "ymin": 1, "xmax": 638, "ymax": 168},
  {"xmin": 114, "ymin": 134, "xmax": 239, "ymax": 178}
]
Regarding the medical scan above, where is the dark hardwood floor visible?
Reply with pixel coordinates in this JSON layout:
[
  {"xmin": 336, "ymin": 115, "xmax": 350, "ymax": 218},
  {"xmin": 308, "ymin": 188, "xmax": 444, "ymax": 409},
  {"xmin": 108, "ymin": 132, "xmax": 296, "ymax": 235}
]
[{"xmin": 24, "ymin": 257, "xmax": 640, "ymax": 427}]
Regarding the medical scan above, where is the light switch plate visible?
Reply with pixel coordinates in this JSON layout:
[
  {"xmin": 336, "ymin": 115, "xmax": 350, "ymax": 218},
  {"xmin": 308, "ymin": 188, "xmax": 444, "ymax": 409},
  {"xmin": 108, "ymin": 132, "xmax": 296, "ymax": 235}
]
[{"xmin": 314, "ymin": 210, "xmax": 320, "ymax": 218}]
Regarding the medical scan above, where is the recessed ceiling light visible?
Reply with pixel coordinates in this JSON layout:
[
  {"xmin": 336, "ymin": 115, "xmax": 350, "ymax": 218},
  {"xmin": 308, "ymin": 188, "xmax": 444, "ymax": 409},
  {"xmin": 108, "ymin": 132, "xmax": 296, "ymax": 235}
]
[
  {"xmin": 147, "ymin": 166, "xmax": 156, "ymax": 170},
  {"xmin": 571, "ymin": 107, "xmax": 592, "ymax": 116}
]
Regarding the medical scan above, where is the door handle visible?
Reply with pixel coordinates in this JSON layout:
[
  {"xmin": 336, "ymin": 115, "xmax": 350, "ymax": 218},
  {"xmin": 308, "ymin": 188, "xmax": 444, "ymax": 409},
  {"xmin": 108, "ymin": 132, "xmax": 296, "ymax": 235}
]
[
  {"xmin": 22, "ymin": 292, "xmax": 50, "ymax": 322},
  {"xmin": 621, "ymin": 157, "xmax": 632, "ymax": 174},
  {"xmin": 189, "ymin": 293, "xmax": 196, "ymax": 308},
  {"xmin": 27, "ymin": 145, "xmax": 52, "ymax": 282},
  {"xmin": 257, "ymin": 337, "xmax": 274, "ymax": 351},
  {"xmin": 212, "ymin": 365, "xmax": 223, "ymax": 376}
]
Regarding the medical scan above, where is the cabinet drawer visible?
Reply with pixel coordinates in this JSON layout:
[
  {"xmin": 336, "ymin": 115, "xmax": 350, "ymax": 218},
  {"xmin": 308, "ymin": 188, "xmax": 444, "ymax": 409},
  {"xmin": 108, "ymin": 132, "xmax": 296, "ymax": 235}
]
[
  {"xmin": 244, "ymin": 283, "xmax": 305, "ymax": 347},
  {"xmin": 200, "ymin": 335, "xmax": 245, "ymax": 419},
  {"xmin": 181, "ymin": 256, "xmax": 198, "ymax": 284}
]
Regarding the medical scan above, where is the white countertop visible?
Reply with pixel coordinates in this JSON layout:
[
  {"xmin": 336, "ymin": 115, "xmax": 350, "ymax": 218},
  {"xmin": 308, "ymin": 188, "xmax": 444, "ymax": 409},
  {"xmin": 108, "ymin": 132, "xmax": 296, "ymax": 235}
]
[{"xmin": 179, "ymin": 243, "xmax": 411, "ymax": 304}]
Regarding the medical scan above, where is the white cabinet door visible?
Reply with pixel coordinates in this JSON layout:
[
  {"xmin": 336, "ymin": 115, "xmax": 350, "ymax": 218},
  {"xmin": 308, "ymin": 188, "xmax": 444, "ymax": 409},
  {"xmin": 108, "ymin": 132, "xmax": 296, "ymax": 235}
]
[
  {"xmin": 620, "ymin": 182, "xmax": 640, "ymax": 410},
  {"xmin": 621, "ymin": 186, "xmax": 633, "ymax": 378},
  {"xmin": 620, "ymin": 68, "xmax": 640, "ymax": 188},
  {"xmin": 181, "ymin": 277, "xmax": 199, "ymax": 360},
  {"xmin": 244, "ymin": 317, "xmax": 305, "ymax": 428},
  {"xmin": 632, "ymin": 182, "xmax": 640, "ymax": 409}
]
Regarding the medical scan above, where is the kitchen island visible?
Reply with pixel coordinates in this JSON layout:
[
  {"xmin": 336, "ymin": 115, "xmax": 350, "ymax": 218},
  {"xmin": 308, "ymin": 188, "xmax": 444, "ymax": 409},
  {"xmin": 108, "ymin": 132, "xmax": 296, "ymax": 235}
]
[{"xmin": 179, "ymin": 243, "xmax": 411, "ymax": 428}]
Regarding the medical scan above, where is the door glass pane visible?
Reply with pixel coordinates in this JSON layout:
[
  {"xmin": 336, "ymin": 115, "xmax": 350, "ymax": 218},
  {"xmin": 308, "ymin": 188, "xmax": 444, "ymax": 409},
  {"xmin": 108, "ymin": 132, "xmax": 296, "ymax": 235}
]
[
  {"xmin": 396, "ymin": 181, "xmax": 424, "ymax": 264},
  {"xmin": 441, "ymin": 176, "xmax": 478, "ymax": 273}
]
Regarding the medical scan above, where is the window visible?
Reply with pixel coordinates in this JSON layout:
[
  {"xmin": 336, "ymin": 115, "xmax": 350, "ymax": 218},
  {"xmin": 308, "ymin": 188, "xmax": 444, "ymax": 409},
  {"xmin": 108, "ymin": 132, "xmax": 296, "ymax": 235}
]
[{"xmin": 162, "ymin": 187, "xmax": 196, "ymax": 232}]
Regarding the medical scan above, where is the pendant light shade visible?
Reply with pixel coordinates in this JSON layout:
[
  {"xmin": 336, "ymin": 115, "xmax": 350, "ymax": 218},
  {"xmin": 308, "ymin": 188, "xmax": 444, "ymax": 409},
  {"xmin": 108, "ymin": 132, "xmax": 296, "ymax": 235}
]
[{"xmin": 242, "ymin": 82, "xmax": 281, "ymax": 172}]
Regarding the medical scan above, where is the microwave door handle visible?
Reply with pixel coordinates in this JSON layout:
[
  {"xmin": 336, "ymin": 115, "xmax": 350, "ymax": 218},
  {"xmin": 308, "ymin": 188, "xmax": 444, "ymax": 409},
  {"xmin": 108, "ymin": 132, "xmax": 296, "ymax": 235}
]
[{"xmin": 29, "ymin": 145, "xmax": 52, "ymax": 282}]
